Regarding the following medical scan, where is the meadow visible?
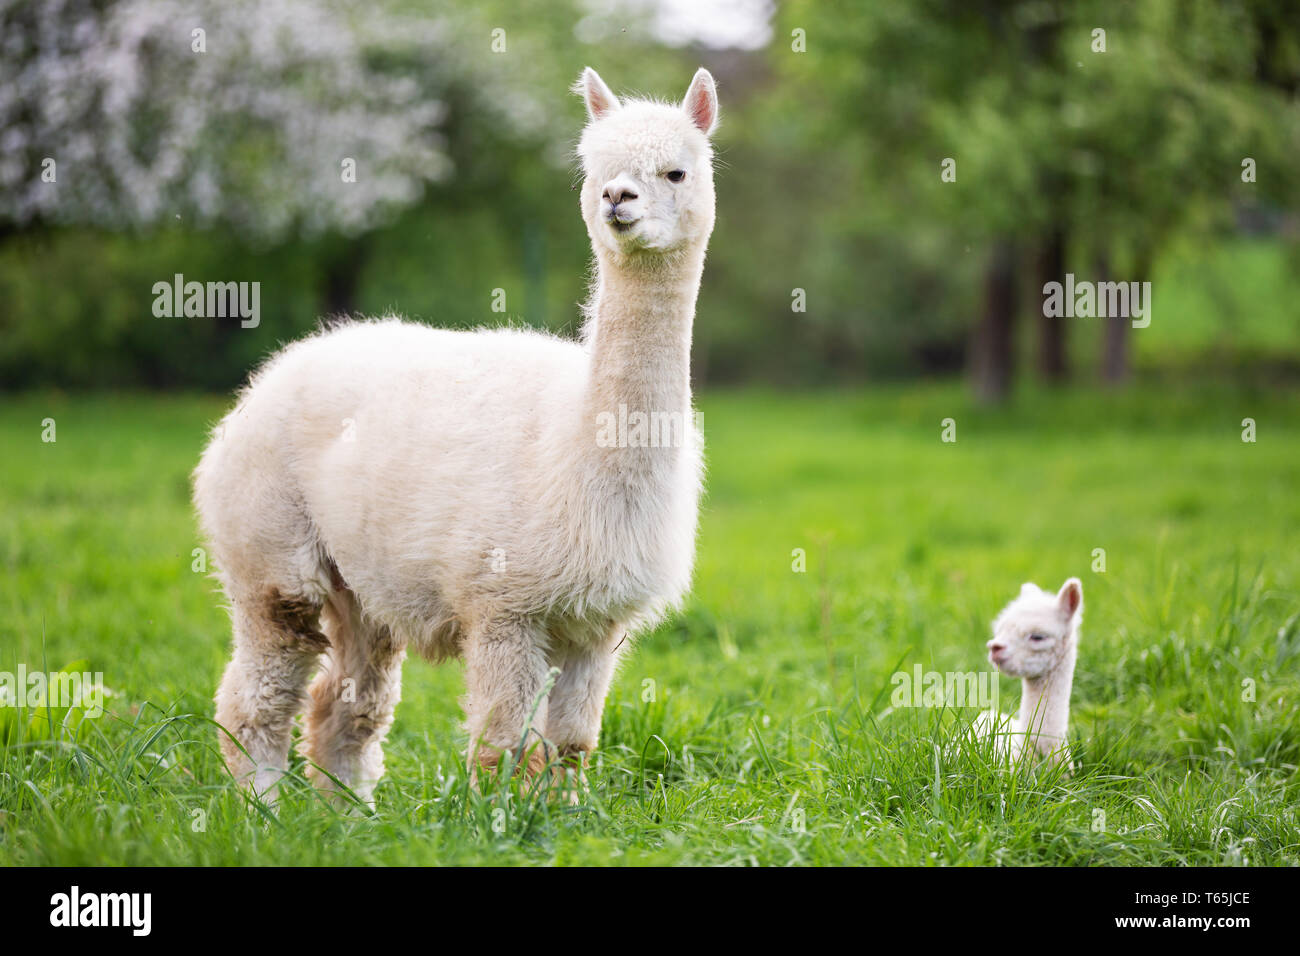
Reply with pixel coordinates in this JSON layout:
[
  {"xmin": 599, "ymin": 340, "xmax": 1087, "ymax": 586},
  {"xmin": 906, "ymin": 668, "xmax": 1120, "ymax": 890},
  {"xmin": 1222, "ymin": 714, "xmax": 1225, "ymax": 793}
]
[{"xmin": 1, "ymin": 381, "xmax": 1297, "ymax": 865}]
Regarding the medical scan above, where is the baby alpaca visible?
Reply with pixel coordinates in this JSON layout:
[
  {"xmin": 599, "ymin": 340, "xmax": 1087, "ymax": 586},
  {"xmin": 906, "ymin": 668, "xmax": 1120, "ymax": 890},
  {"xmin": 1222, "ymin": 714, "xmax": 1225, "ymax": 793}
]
[
  {"xmin": 194, "ymin": 67, "xmax": 720, "ymax": 805},
  {"xmin": 976, "ymin": 578, "xmax": 1082, "ymax": 770}
]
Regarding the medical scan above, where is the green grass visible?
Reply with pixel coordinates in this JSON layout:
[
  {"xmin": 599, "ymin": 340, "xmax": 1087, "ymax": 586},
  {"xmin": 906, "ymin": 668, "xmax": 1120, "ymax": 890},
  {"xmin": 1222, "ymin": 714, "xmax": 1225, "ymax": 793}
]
[{"xmin": 1, "ymin": 382, "xmax": 1298, "ymax": 865}]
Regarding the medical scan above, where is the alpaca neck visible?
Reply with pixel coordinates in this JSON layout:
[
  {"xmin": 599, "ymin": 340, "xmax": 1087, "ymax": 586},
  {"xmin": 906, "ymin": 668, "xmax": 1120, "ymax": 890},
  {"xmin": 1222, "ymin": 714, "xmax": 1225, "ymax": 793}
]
[
  {"xmin": 1016, "ymin": 644, "xmax": 1075, "ymax": 756},
  {"xmin": 581, "ymin": 246, "xmax": 702, "ymax": 470}
]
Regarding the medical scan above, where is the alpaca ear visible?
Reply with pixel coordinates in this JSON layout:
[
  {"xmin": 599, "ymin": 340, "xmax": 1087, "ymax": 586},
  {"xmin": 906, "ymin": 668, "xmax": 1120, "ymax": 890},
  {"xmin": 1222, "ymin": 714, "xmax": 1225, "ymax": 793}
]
[
  {"xmin": 682, "ymin": 67, "xmax": 719, "ymax": 136},
  {"xmin": 576, "ymin": 67, "xmax": 620, "ymax": 122},
  {"xmin": 1057, "ymin": 578, "xmax": 1083, "ymax": 618}
]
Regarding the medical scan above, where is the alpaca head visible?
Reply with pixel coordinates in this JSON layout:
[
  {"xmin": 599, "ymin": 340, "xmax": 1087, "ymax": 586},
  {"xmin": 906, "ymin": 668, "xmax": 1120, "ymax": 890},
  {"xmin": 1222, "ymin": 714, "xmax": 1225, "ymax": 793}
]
[
  {"xmin": 575, "ymin": 67, "xmax": 718, "ymax": 258},
  {"xmin": 987, "ymin": 578, "xmax": 1082, "ymax": 679}
]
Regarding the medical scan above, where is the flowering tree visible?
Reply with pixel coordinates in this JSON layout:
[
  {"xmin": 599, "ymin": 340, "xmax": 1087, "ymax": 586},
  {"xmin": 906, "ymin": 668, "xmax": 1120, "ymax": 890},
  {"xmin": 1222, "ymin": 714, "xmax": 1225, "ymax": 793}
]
[{"xmin": 0, "ymin": 0, "xmax": 456, "ymax": 238}]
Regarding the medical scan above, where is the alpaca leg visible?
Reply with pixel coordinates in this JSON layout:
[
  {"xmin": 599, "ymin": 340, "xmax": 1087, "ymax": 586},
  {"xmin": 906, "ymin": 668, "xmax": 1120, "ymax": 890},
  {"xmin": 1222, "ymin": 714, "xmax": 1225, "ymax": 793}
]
[
  {"xmin": 214, "ymin": 592, "xmax": 328, "ymax": 801},
  {"xmin": 544, "ymin": 634, "xmax": 623, "ymax": 797},
  {"xmin": 302, "ymin": 590, "xmax": 406, "ymax": 808},
  {"xmin": 462, "ymin": 617, "xmax": 552, "ymax": 785}
]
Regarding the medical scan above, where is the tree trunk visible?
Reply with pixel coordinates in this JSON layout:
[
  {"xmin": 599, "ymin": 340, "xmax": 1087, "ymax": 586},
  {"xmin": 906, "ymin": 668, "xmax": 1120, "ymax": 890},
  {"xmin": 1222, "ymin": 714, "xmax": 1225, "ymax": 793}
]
[
  {"xmin": 1097, "ymin": 252, "xmax": 1123, "ymax": 383},
  {"xmin": 970, "ymin": 240, "xmax": 1019, "ymax": 403},
  {"xmin": 1101, "ymin": 315, "xmax": 1128, "ymax": 384},
  {"xmin": 1100, "ymin": 248, "xmax": 1150, "ymax": 385},
  {"xmin": 1036, "ymin": 228, "xmax": 1067, "ymax": 382}
]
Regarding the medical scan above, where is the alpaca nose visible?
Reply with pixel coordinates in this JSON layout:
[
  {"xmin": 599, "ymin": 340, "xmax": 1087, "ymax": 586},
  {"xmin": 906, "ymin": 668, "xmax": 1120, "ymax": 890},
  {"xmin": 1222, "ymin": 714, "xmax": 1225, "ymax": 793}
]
[
  {"xmin": 602, "ymin": 182, "xmax": 638, "ymax": 205},
  {"xmin": 988, "ymin": 640, "xmax": 1006, "ymax": 654}
]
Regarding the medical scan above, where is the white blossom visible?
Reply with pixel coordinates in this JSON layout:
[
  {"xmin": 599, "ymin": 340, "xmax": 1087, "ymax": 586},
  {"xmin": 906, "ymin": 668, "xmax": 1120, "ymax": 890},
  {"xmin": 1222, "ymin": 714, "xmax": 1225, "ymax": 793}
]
[{"xmin": 0, "ymin": 0, "xmax": 463, "ymax": 238}]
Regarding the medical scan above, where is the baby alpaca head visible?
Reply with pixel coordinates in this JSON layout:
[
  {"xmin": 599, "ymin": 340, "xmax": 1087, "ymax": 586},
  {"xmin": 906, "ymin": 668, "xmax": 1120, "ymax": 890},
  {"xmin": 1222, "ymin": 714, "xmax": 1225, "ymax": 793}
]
[
  {"xmin": 987, "ymin": 578, "xmax": 1083, "ymax": 680},
  {"xmin": 575, "ymin": 67, "xmax": 718, "ymax": 258}
]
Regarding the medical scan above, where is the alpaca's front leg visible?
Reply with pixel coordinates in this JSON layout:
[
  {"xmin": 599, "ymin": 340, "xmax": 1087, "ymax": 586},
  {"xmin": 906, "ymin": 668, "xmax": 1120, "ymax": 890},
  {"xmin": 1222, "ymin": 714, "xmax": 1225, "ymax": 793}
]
[
  {"xmin": 462, "ymin": 617, "xmax": 552, "ymax": 786},
  {"xmin": 544, "ymin": 632, "xmax": 624, "ymax": 797}
]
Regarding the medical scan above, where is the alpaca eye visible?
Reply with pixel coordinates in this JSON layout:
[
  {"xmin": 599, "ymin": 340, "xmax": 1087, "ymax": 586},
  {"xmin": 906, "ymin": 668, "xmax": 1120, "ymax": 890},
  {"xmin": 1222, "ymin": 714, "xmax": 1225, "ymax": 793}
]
[
  {"xmin": 1029, "ymin": 633, "xmax": 1047, "ymax": 642},
  {"xmin": 666, "ymin": 169, "xmax": 686, "ymax": 183}
]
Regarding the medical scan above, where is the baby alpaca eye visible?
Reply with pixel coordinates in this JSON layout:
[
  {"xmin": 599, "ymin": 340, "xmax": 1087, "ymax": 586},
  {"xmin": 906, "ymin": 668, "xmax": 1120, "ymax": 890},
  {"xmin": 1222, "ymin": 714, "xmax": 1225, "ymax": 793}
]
[
  {"xmin": 665, "ymin": 169, "xmax": 686, "ymax": 183},
  {"xmin": 1029, "ymin": 633, "xmax": 1047, "ymax": 642}
]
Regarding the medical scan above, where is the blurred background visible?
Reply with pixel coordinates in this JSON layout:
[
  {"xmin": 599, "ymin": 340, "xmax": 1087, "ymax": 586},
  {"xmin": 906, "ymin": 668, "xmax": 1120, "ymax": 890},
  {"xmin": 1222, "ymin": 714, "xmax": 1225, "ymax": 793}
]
[{"xmin": 0, "ymin": 0, "xmax": 1297, "ymax": 398}]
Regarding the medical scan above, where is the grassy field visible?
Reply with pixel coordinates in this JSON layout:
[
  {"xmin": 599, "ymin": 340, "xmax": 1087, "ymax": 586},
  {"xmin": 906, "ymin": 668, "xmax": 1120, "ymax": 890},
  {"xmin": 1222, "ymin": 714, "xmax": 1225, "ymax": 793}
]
[{"xmin": 1, "ymin": 382, "xmax": 1298, "ymax": 866}]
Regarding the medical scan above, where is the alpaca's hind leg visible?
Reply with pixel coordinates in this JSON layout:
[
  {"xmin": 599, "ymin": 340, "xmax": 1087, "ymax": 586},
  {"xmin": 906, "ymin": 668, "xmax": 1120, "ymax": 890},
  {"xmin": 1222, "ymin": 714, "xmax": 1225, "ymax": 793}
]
[
  {"xmin": 544, "ymin": 630, "xmax": 624, "ymax": 798},
  {"xmin": 214, "ymin": 592, "xmax": 328, "ymax": 800},
  {"xmin": 302, "ymin": 590, "xmax": 405, "ymax": 808},
  {"xmin": 462, "ymin": 617, "xmax": 552, "ymax": 786}
]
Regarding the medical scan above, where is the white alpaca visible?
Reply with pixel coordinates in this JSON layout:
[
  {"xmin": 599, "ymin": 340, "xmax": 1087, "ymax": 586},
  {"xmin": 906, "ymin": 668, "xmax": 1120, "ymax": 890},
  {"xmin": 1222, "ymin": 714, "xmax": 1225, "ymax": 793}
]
[
  {"xmin": 975, "ymin": 578, "xmax": 1082, "ymax": 770},
  {"xmin": 193, "ymin": 67, "xmax": 720, "ymax": 804}
]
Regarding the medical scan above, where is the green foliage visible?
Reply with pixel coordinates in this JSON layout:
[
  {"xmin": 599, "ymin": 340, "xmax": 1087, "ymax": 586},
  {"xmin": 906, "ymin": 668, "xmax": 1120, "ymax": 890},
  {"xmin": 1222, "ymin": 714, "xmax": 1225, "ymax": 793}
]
[
  {"xmin": 3, "ymin": 1, "xmax": 1296, "ymax": 389},
  {"xmin": 754, "ymin": 0, "xmax": 1300, "ymax": 373},
  {"xmin": 1, "ymin": 384, "xmax": 1296, "ymax": 864}
]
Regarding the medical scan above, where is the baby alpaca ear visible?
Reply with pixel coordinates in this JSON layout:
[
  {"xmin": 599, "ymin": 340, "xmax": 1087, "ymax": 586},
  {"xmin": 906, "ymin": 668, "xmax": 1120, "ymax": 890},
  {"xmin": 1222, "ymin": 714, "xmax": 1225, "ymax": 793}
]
[
  {"xmin": 682, "ymin": 67, "xmax": 719, "ymax": 136},
  {"xmin": 576, "ymin": 67, "xmax": 620, "ymax": 121},
  {"xmin": 1057, "ymin": 578, "xmax": 1083, "ymax": 619}
]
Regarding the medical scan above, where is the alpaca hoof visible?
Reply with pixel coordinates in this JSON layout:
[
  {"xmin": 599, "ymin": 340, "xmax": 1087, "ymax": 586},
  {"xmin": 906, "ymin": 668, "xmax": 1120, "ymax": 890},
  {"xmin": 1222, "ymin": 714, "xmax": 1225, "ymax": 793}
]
[
  {"xmin": 549, "ymin": 763, "xmax": 588, "ymax": 805},
  {"xmin": 305, "ymin": 765, "xmax": 376, "ymax": 814},
  {"xmin": 471, "ymin": 742, "xmax": 551, "ymax": 791}
]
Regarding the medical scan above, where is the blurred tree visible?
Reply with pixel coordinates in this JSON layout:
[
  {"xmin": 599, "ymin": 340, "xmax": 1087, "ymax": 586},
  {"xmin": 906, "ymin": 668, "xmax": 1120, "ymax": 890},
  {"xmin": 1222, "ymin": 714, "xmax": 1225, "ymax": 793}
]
[
  {"xmin": 0, "ymin": 0, "xmax": 697, "ymax": 388},
  {"xmin": 2, "ymin": 0, "xmax": 1295, "ymax": 391},
  {"xmin": 0, "ymin": 0, "xmax": 461, "ymax": 330},
  {"xmin": 771, "ymin": 0, "xmax": 1300, "ymax": 398},
  {"xmin": 1067, "ymin": 0, "xmax": 1300, "ymax": 383},
  {"xmin": 772, "ymin": 0, "xmax": 1058, "ymax": 400},
  {"xmin": 0, "ymin": 0, "xmax": 453, "ymax": 239}
]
